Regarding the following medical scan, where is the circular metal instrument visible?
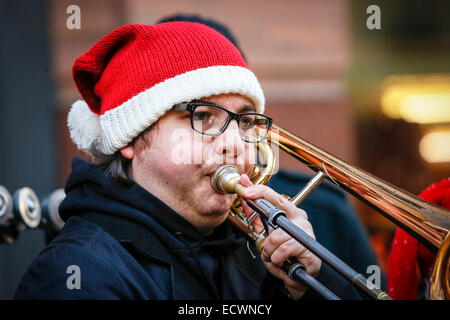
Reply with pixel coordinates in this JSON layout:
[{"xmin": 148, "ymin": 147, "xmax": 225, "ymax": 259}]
[
  {"xmin": 13, "ymin": 187, "xmax": 41, "ymax": 229},
  {"xmin": 41, "ymin": 188, "xmax": 65, "ymax": 231},
  {"xmin": 0, "ymin": 185, "xmax": 13, "ymax": 226}
]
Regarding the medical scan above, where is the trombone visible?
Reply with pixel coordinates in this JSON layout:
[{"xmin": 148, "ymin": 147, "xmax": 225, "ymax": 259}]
[{"xmin": 219, "ymin": 124, "xmax": 450, "ymax": 300}]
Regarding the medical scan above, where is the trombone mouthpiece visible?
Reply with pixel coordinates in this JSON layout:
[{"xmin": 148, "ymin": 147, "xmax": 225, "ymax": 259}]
[{"xmin": 211, "ymin": 165, "xmax": 244, "ymax": 195}]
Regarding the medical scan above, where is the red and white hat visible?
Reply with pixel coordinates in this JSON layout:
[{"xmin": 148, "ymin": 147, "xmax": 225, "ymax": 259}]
[{"xmin": 68, "ymin": 22, "xmax": 265, "ymax": 155}]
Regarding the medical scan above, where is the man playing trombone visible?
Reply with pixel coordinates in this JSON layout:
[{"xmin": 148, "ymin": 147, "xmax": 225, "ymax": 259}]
[{"xmin": 14, "ymin": 22, "xmax": 362, "ymax": 300}]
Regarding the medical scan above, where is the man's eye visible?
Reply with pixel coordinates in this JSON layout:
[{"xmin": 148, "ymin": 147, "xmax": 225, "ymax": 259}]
[
  {"xmin": 240, "ymin": 116, "xmax": 255, "ymax": 127},
  {"xmin": 254, "ymin": 118, "xmax": 268, "ymax": 125},
  {"xmin": 193, "ymin": 112, "xmax": 212, "ymax": 121}
]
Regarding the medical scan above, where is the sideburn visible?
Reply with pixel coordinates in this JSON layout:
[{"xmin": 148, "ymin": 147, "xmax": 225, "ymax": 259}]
[{"xmin": 133, "ymin": 122, "xmax": 159, "ymax": 157}]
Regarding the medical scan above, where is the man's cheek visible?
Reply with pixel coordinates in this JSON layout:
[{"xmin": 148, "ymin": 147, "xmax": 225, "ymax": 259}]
[
  {"xmin": 241, "ymin": 146, "xmax": 256, "ymax": 173},
  {"xmin": 169, "ymin": 128, "xmax": 200, "ymax": 165}
]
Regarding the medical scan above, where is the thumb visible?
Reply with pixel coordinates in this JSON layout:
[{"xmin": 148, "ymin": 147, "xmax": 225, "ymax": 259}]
[{"xmin": 240, "ymin": 174, "xmax": 254, "ymax": 187}]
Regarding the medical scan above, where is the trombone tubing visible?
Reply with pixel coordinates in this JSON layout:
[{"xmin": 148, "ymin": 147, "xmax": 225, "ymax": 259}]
[
  {"xmin": 268, "ymin": 125, "xmax": 450, "ymax": 254},
  {"xmin": 245, "ymin": 197, "xmax": 391, "ymax": 300}
]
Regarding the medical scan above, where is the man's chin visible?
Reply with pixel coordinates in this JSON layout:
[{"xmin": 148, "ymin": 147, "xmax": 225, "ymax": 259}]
[
  {"xmin": 196, "ymin": 176, "xmax": 236, "ymax": 217},
  {"xmin": 200, "ymin": 194, "xmax": 233, "ymax": 217}
]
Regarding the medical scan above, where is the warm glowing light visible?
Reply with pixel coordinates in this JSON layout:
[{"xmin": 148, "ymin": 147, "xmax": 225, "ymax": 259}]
[
  {"xmin": 419, "ymin": 131, "xmax": 450, "ymax": 163},
  {"xmin": 400, "ymin": 94, "xmax": 450, "ymax": 124},
  {"xmin": 381, "ymin": 74, "xmax": 450, "ymax": 124}
]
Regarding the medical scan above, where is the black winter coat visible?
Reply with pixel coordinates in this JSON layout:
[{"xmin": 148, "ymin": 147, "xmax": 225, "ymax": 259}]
[{"xmin": 14, "ymin": 157, "xmax": 363, "ymax": 300}]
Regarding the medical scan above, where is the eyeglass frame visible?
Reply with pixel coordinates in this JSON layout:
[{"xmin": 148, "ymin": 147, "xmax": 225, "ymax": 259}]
[{"xmin": 172, "ymin": 102, "xmax": 273, "ymax": 143}]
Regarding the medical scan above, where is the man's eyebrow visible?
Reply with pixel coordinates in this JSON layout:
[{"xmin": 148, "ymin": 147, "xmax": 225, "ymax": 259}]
[
  {"xmin": 192, "ymin": 100, "xmax": 257, "ymax": 113},
  {"xmin": 238, "ymin": 105, "xmax": 257, "ymax": 113}
]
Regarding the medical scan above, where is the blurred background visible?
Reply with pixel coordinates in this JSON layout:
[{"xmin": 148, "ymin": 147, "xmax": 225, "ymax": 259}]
[{"xmin": 0, "ymin": 0, "xmax": 449, "ymax": 298}]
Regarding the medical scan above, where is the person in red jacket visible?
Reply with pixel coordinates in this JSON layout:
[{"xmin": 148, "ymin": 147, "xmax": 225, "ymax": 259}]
[{"xmin": 388, "ymin": 177, "xmax": 450, "ymax": 299}]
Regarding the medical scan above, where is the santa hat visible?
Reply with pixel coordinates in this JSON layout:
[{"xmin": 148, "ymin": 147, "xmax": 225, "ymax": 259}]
[
  {"xmin": 68, "ymin": 22, "xmax": 265, "ymax": 155},
  {"xmin": 388, "ymin": 177, "xmax": 450, "ymax": 299}
]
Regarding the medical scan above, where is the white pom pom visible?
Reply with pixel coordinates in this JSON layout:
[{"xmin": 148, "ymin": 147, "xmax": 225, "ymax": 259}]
[{"xmin": 67, "ymin": 100, "xmax": 101, "ymax": 153}]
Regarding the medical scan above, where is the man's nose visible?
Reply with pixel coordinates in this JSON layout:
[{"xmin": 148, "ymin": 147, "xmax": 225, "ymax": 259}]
[{"xmin": 214, "ymin": 120, "xmax": 245, "ymax": 158}]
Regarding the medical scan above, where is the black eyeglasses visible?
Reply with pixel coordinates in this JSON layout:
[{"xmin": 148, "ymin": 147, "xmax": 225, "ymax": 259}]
[{"xmin": 172, "ymin": 102, "xmax": 272, "ymax": 143}]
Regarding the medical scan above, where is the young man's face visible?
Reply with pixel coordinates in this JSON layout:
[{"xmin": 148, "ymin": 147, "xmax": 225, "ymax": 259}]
[{"xmin": 129, "ymin": 93, "xmax": 257, "ymax": 234}]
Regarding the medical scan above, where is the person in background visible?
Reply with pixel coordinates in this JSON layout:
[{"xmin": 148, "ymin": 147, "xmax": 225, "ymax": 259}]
[{"xmin": 388, "ymin": 177, "xmax": 449, "ymax": 299}]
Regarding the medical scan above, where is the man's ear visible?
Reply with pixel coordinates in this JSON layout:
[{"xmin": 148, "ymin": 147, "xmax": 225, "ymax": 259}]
[{"xmin": 120, "ymin": 146, "xmax": 135, "ymax": 159}]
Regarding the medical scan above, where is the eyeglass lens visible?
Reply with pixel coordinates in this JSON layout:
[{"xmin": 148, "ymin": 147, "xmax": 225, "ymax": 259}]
[{"xmin": 192, "ymin": 105, "xmax": 269, "ymax": 142}]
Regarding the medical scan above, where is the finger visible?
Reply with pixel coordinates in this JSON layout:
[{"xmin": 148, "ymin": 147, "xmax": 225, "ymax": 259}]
[
  {"xmin": 263, "ymin": 260, "xmax": 308, "ymax": 293},
  {"xmin": 262, "ymin": 229, "xmax": 303, "ymax": 260},
  {"xmin": 242, "ymin": 184, "xmax": 308, "ymax": 221},
  {"xmin": 263, "ymin": 239, "xmax": 321, "ymax": 291},
  {"xmin": 262, "ymin": 220, "xmax": 316, "ymax": 277},
  {"xmin": 240, "ymin": 174, "xmax": 253, "ymax": 187},
  {"xmin": 262, "ymin": 227, "xmax": 292, "ymax": 257},
  {"xmin": 264, "ymin": 239, "xmax": 322, "ymax": 276},
  {"xmin": 269, "ymin": 238, "xmax": 307, "ymax": 268},
  {"xmin": 241, "ymin": 199, "xmax": 264, "ymax": 233},
  {"xmin": 262, "ymin": 218, "xmax": 314, "ymax": 254}
]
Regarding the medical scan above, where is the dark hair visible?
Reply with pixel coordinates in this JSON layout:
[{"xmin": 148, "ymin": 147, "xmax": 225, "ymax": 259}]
[
  {"xmin": 89, "ymin": 124, "xmax": 157, "ymax": 185},
  {"xmin": 89, "ymin": 141, "xmax": 133, "ymax": 185}
]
